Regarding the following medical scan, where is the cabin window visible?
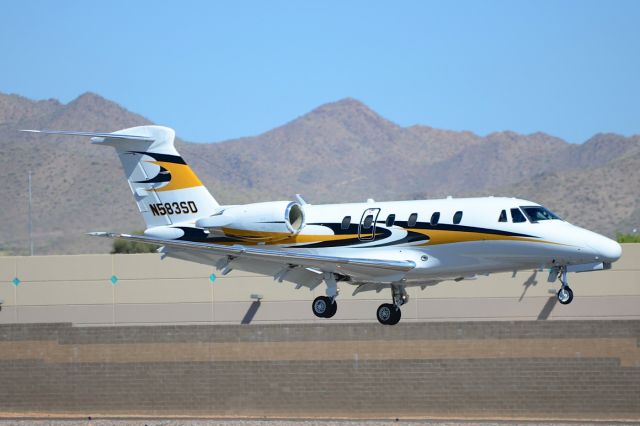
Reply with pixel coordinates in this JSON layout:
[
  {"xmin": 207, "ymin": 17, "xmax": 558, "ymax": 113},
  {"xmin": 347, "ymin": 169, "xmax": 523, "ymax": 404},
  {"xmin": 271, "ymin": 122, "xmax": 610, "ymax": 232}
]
[
  {"xmin": 407, "ymin": 213, "xmax": 418, "ymax": 227},
  {"xmin": 362, "ymin": 214, "xmax": 374, "ymax": 229},
  {"xmin": 385, "ymin": 214, "xmax": 396, "ymax": 227},
  {"xmin": 453, "ymin": 211, "xmax": 463, "ymax": 224},
  {"xmin": 498, "ymin": 210, "xmax": 507, "ymax": 222},
  {"xmin": 341, "ymin": 216, "xmax": 351, "ymax": 230},
  {"xmin": 430, "ymin": 212, "xmax": 440, "ymax": 225},
  {"xmin": 510, "ymin": 208, "xmax": 527, "ymax": 223}
]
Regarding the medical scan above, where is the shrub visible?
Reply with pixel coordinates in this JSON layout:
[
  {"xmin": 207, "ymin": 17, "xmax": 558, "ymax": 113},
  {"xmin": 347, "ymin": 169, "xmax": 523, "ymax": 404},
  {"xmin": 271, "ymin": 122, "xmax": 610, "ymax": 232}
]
[
  {"xmin": 616, "ymin": 232, "xmax": 640, "ymax": 243},
  {"xmin": 111, "ymin": 232, "xmax": 160, "ymax": 254}
]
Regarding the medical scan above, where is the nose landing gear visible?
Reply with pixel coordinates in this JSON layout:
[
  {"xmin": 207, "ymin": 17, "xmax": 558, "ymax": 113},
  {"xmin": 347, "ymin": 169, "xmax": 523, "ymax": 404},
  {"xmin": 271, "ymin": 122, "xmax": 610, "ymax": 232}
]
[
  {"xmin": 555, "ymin": 266, "xmax": 574, "ymax": 305},
  {"xmin": 557, "ymin": 287, "xmax": 573, "ymax": 305}
]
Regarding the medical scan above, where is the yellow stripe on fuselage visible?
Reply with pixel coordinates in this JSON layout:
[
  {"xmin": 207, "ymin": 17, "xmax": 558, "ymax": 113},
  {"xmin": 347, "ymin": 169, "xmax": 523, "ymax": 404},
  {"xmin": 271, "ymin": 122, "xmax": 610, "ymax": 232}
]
[
  {"xmin": 407, "ymin": 228, "xmax": 559, "ymax": 246},
  {"xmin": 221, "ymin": 227, "xmax": 364, "ymax": 244}
]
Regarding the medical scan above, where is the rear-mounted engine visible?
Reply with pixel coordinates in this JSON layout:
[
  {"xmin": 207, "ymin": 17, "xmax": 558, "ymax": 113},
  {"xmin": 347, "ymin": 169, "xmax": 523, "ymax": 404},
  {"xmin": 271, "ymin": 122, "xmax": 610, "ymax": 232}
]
[{"xmin": 195, "ymin": 201, "xmax": 305, "ymax": 240}]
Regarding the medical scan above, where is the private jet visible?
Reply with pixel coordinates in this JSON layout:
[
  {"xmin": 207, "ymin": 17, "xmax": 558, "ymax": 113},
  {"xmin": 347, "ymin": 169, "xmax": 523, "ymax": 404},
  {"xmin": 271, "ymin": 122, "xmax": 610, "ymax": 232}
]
[{"xmin": 23, "ymin": 126, "xmax": 622, "ymax": 324}]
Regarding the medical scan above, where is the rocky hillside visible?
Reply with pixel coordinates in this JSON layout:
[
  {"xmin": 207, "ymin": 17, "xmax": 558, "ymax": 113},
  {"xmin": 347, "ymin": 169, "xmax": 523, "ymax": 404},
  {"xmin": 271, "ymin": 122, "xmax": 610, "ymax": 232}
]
[{"xmin": 0, "ymin": 92, "xmax": 637, "ymax": 254}]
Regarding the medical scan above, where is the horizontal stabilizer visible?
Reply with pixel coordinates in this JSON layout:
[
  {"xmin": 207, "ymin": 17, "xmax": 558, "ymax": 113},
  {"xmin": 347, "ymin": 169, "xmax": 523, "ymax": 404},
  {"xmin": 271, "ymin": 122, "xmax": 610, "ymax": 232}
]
[{"xmin": 20, "ymin": 129, "xmax": 155, "ymax": 142}]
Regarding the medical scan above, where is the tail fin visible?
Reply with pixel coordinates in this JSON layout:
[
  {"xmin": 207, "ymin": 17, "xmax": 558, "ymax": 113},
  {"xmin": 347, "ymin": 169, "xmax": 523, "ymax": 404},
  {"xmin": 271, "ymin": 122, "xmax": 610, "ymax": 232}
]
[{"xmin": 23, "ymin": 126, "xmax": 219, "ymax": 228}]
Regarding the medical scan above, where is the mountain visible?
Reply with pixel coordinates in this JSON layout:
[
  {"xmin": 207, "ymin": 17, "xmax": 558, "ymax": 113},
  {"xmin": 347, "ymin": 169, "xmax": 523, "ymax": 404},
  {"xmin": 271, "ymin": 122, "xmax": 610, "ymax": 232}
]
[
  {"xmin": 0, "ymin": 92, "xmax": 152, "ymax": 254},
  {"xmin": 498, "ymin": 147, "xmax": 640, "ymax": 235},
  {"xmin": 0, "ymin": 92, "xmax": 638, "ymax": 254}
]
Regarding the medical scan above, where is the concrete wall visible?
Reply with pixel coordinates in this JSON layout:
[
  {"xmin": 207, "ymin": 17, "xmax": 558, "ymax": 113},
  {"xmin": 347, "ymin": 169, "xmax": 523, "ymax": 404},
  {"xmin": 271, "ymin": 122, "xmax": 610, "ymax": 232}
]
[
  {"xmin": 0, "ymin": 321, "xmax": 638, "ymax": 420},
  {"xmin": 0, "ymin": 244, "xmax": 639, "ymax": 325}
]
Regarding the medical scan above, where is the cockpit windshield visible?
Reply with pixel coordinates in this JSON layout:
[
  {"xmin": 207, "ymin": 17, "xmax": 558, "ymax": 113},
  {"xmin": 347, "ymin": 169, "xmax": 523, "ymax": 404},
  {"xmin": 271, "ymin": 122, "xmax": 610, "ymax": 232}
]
[{"xmin": 521, "ymin": 206, "xmax": 562, "ymax": 222}]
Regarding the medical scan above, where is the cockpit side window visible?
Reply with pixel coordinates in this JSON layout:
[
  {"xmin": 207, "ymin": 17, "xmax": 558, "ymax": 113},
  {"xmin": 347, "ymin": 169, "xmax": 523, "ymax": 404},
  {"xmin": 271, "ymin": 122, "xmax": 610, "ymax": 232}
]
[
  {"xmin": 521, "ymin": 206, "xmax": 562, "ymax": 222},
  {"xmin": 498, "ymin": 210, "xmax": 507, "ymax": 222},
  {"xmin": 510, "ymin": 208, "xmax": 527, "ymax": 223}
]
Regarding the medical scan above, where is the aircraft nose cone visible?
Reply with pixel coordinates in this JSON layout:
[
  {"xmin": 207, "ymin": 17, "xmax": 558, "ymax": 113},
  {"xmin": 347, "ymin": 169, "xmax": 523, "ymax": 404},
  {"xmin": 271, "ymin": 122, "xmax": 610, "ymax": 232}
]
[
  {"xmin": 588, "ymin": 235, "xmax": 622, "ymax": 263},
  {"xmin": 601, "ymin": 237, "xmax": 622, "ymax": 262}
]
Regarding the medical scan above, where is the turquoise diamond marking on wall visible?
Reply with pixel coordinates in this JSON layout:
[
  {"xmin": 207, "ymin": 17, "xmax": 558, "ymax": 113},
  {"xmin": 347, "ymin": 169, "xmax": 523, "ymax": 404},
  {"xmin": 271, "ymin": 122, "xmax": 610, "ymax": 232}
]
[
  {"xmin": 12, "ymin": 277, "xmax": 20, "ymax": 287},
  {"xmin": 209, "ymin": 274, "xmax": 217, "ymax": 283},
  {"xmin": 110, "ymin": 275, "xmax": 118, "ymax": 285}
]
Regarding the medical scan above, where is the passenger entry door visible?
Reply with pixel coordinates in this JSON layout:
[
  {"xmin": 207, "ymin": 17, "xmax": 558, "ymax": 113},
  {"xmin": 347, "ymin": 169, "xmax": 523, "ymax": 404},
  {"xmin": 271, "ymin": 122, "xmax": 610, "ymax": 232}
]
[{"xmin": 358, "ymin": 208, "xmax": 380, "ymax": 241}]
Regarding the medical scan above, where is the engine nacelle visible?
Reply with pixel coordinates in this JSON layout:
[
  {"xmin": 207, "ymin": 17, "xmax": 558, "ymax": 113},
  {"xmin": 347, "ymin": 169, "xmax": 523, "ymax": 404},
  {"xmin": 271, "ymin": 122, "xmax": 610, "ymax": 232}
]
[{"xmin": 195, "ymin": 201, "xmax": 305, "ymax": 240}]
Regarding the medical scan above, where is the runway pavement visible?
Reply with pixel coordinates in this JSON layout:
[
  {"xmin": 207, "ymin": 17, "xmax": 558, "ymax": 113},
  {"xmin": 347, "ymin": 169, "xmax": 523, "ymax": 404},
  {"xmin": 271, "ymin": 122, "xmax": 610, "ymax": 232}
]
[{"xmin": 0, "ymin": 420, "xmax": 637, "ymax": 426}]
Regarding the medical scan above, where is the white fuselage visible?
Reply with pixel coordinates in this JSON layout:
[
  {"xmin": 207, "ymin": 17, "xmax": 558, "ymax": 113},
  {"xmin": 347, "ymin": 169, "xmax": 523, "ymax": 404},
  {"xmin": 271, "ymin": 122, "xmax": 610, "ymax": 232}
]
[{"xmin": 178, "ymin": 196, "xmax": 621, "ymax": 286}]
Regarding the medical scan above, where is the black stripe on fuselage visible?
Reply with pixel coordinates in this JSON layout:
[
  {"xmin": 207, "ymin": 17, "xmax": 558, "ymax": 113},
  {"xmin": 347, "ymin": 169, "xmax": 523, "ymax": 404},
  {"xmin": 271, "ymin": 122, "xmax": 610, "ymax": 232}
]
[
  {"xmin": 310, "ymin": 222, "xmax": 359, "ymax": 234},
  {"xmin": 391, "ymin": 221, "xmax": 536, "ymax": 238},
  {"xmin": 312, "ymin": 221, "xmax": 536, "ymax": 239},
  {"xmin": 175, "ymin": 227, "xmax": 240, "ymax": 244},
  {"xmin": 294, "ymin": 221, "xmax": 537, "ymax": 248},
  {"xmin": 293, "ymin": 223, "xmax": 393, "ymax": 248},
  {"xmin": 173, "ymin": 221, "xmax": 538, "ymax": 248},
  {"xmin": 364, "ymin": 231, "xmax": 429, "ymax": 248}
]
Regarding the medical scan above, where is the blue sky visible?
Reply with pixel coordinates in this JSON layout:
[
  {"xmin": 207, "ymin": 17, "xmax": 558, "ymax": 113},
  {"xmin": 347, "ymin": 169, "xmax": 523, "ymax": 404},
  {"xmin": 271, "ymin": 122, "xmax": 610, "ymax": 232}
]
[{"xmin": 1, "ymin": 1, "xmax": 639, "ymax": 143}]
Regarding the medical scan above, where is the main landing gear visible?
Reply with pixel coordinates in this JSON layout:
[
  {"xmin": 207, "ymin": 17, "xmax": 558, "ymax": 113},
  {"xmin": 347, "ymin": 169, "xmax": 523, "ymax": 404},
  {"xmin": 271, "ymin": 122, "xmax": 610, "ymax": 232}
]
[
  {"xmin": 312, "ymin": 272, "xmax": 339, "ymax": 319},
  {"xmin": 377, "ymin": 303, "xmax": 401, "ymax": 325},
  {"xmin": 377, "ymin": 285, "xmax": 407, "ymax": 325},
  {"xmin": 312, "ymin": 296, "xmax": 337, "ymax": 318},
  {"xmin": 310, "ymin": 274, "xmax": 409, "ymax": 325},
  {"xmin": 555, "ymin": 266, "xmax": 574, "ymax": 305}
]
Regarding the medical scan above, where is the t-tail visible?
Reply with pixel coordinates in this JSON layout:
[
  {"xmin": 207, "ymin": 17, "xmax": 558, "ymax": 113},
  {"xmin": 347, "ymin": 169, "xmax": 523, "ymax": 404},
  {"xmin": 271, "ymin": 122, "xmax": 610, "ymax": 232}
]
[{"xmin": 22, "ymin": 126, "xmax": 219, "ymax": 229}]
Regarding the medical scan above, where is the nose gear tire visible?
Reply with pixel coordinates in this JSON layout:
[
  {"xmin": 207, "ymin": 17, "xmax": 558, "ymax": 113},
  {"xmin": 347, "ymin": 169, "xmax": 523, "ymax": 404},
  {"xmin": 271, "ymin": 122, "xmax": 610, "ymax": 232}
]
[{"xmin": 557, "ymin": 287, "xmax": 574, "ymax": 305}]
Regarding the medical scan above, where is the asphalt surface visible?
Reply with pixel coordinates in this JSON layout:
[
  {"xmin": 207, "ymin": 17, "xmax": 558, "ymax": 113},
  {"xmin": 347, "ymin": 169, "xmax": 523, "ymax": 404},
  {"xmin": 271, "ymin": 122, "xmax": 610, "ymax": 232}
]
[{"xmin": 0, "ymin": 420, "xmax": 636, "ymax": 426}]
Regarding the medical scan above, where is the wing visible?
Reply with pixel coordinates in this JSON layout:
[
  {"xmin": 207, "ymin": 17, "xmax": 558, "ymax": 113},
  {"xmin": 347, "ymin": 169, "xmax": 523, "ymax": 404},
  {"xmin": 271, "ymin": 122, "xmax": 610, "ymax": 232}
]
[{"xmin": 91, "ymin": 232, "xmax": 416, "ymax": 287}]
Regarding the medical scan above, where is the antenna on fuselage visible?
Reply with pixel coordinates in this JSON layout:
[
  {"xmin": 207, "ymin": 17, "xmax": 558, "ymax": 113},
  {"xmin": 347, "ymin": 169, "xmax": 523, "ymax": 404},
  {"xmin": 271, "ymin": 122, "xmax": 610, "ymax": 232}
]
[{"xmin": 295, "ymin": 194, "xmax": 308, "ymax": 205}]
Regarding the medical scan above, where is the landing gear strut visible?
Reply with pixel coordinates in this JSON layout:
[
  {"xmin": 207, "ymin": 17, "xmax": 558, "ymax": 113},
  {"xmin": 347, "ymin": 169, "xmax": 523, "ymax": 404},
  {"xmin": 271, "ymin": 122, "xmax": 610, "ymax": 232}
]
[
  {"xmin": 377, "ymin": 285, "xmax": 407, "ymax": 325},
  {"xmin": 556, "ymin": 266, "xmax": 574, "ymax": 305}
]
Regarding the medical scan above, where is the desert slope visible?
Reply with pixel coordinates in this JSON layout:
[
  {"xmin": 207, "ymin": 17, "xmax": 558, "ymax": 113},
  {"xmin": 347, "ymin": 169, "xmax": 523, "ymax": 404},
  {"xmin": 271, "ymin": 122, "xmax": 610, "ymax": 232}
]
[{"xmin": 0, "ymin": 92, "xmax": 637, "ymax": 254}]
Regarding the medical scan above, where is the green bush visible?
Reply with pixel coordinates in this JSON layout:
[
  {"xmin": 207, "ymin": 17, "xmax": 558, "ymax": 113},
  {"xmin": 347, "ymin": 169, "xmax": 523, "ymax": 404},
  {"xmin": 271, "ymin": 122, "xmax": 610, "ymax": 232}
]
[
  {"xmin": 616, "ymin": 232, "xmax": 640, "ymax": 243},
  {"xmin": 111, "ymin": 232, "xmax": 160, "ymax": 254}
]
